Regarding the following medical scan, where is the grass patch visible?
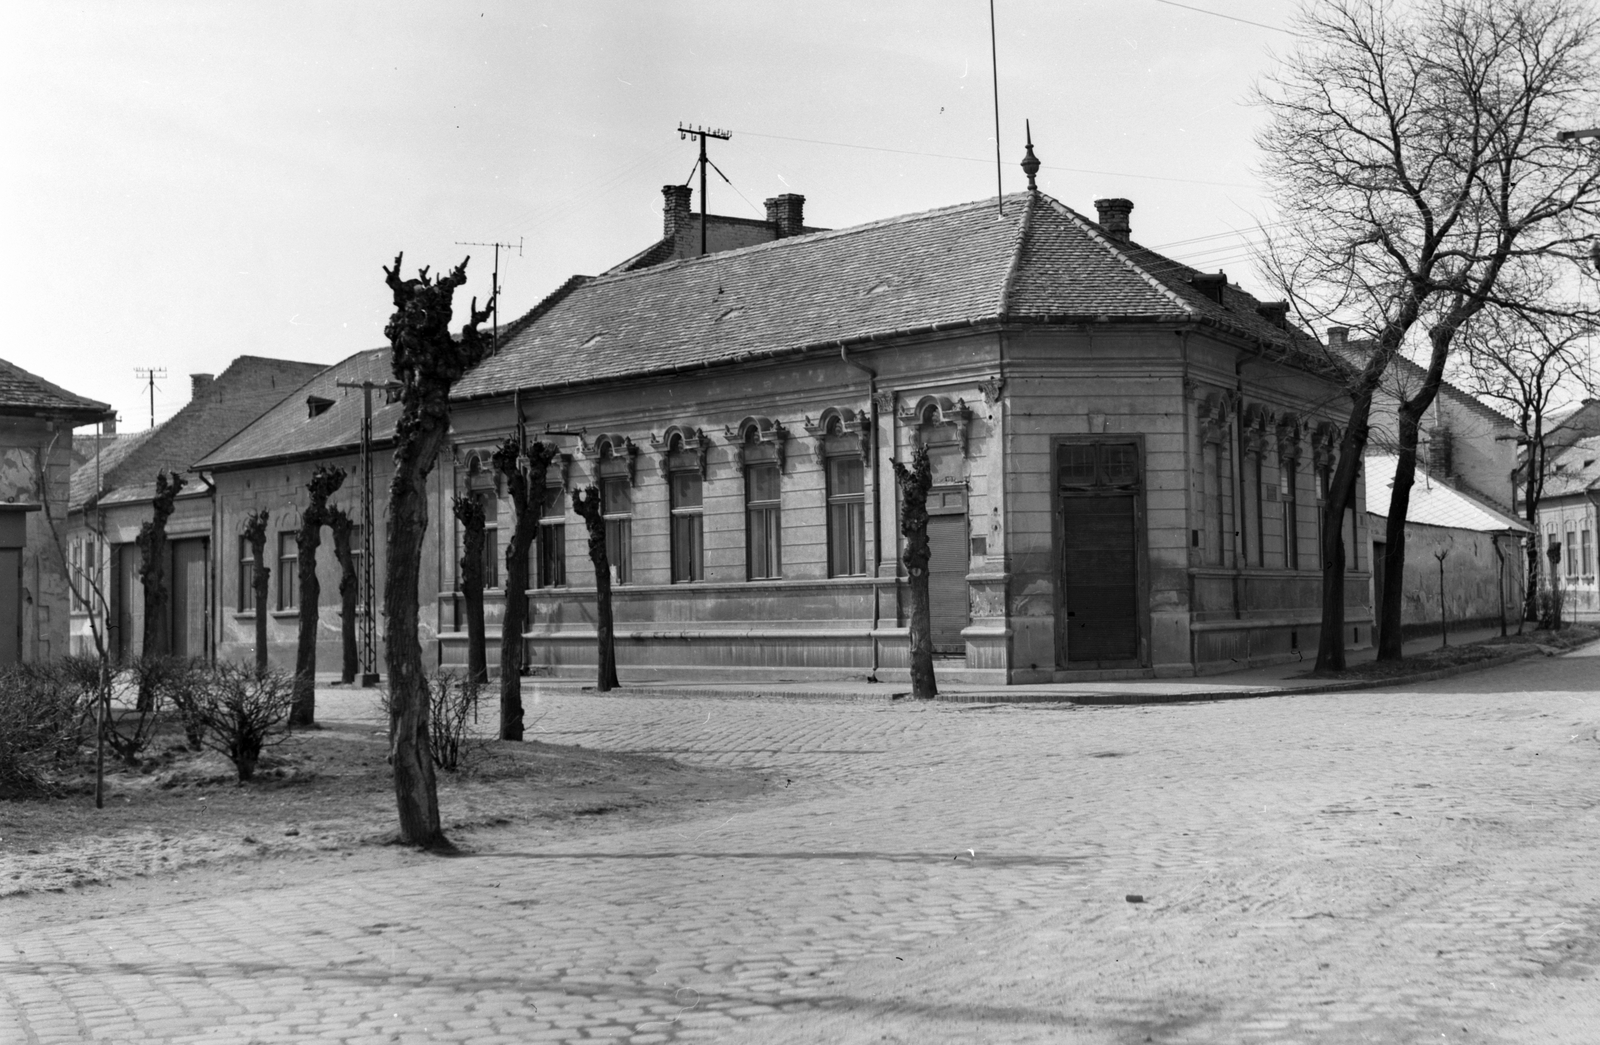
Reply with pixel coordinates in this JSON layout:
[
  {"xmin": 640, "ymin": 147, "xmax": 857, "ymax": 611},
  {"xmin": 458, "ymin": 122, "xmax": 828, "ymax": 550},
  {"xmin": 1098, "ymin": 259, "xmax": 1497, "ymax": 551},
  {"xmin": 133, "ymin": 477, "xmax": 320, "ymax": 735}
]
[
  {"xmin": 1306, "ymin": 626, "xmax": 1598, "ymax": 681},
  {"xmin": 0, "ymin": 718, "xmax": 766, "ymax": 896}
]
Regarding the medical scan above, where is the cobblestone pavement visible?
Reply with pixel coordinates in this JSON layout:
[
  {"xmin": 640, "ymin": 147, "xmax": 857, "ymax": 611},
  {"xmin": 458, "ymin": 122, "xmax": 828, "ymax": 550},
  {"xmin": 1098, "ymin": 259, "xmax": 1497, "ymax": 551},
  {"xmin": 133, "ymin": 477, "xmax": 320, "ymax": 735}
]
[{"xmin": 3, "ymin": 647, "xmax": 1599, "ymax": 1043}]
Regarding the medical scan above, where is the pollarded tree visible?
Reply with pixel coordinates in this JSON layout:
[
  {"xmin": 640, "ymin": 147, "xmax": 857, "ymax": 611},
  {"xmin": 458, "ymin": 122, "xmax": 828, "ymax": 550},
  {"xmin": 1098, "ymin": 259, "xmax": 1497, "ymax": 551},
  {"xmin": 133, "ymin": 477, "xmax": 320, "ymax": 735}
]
[
  {"xmin": 134, "ymin": 470, "xmax": 184, "ymax": 709},
  {"xmin": 892, "ymin": 443, "xmax": 937, "ymax": 699},
  {"xmin": 381, "ymin": 252, "xmax": 495, "ymax": 850},
  {"xmin": 242, "ymin": 509, "xmax": 271, "ymax": 676},
  {"xmin": 451, "ymin": 494, "xmax": 488, "ymax": 685},
  {"xmin": 326, "ymin": 504, "xmax": 360, "ymax": 685},
  {"xmin": 1256, "ymin": 0, "xmax": 1600, "ymax": 668},
  {"xmin": 291, "ymin": 465, "xmax": 346, "ymax": 727},
  {"xmin": 491, "ymin": 434, "xmax": 556, "ymax": 740},
  {"xmin": 571, "ymin": 485, "xmax": 619, "ymax": 691}
]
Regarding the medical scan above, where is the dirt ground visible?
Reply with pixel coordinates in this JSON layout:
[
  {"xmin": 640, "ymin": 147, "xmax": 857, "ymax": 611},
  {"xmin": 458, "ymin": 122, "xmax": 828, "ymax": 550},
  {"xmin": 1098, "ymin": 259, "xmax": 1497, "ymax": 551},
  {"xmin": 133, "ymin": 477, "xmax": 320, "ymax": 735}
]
[{"xmin": 0, "ymin": 716, "xmax": 768, "ymax": 899}]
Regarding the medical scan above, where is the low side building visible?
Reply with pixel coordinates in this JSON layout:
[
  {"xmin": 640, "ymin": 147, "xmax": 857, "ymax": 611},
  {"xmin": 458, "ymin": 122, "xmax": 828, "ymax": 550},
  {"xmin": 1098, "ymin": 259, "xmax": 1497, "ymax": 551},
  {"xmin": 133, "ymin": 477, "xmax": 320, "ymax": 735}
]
[
  {"xmin": 0, "ymin": 358, "xmax": 112, "ymax": 664},
  {"xmin": 67, "ymin": 358, "xmax": 326, "ymax": 661},
  {"xmin": 447, "ymin": 184, "xmax": 1370, "ymax": 683},
  {"xmin": 195, "ymin": 348, "xmax": 450, "ymax": 675},
  {"xmin": 1365, "ymin": 454, "xmax": 1528, "ymax": 638},
  {"xmin": 1533, "ymin": 434, "xmax": 1600, "ymax": 622}
]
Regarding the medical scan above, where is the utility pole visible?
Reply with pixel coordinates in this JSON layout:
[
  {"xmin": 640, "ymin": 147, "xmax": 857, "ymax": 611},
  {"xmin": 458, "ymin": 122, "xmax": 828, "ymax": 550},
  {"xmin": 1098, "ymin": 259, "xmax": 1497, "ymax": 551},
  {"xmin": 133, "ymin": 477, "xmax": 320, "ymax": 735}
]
[
  {"xmin": 454, "ymin": 237, "xmax": 522, "ymax": 346},
  {"xmin": 133, "ymin": 367, "xmax": 166, "ymax": 430},
  {"xmin": 335, "ymin": 377, "xmax": 402, "ymax": 686},
  {"xmin": 678, "ymin": 123, "xmax": 732, "ymax": 256}
]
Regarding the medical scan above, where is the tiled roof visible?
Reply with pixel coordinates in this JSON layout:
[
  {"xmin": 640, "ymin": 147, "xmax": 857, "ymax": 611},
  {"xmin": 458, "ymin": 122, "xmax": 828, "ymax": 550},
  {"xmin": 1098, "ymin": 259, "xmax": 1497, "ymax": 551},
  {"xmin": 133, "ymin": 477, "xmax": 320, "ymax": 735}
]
[
  {"xmin": 1541, "ymin": 434, "xmax": 1600, "ymax": 499},
  {"xmin": 69, "ymin": 429, "xmax": 158, "ymax": 510},
  {"xmin": 70, "ymin": 356, "xmax": 325, "ymax": 511},
  {"xmin": 195, "ymin": 348, "xmax": 396, "ymax": 471},
  {"xmin": 0, "ymin": 357, "xmax": 111, "ymax": 421},
  {"xmin": 1365, "ymin": 454, "xmax": 1530, "ymax": 533},
  {"xmin": 454, "ymin": 191, "xmax": 1317, "ymax": 400}
]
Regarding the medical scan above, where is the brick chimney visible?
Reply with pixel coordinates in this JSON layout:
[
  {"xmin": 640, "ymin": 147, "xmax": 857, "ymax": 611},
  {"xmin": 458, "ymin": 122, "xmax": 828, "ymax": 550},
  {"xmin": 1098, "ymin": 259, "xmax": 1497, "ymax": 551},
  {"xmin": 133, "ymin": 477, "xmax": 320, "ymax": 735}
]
[
  {"xmin": 1327, "ymin": 326, "xmax": 1349, "ymax": 349},
  {"xmin": 662, "ymin": 184, "xmax": 693, "ymax": 239},
  {"xmin": 1093, "ymin": 198, "xmax": 1134, "ymax": 243},
  {"xmin": 1256, "ymin": 301, "xmax": 1289, "ymax": 327},
  {"xmin": 190, "ymin": 373, "xmax": 214, "ymax": 397},
  {"xmin": 763, "ymin": 193, "xmax": 807, "ymax": 238}
]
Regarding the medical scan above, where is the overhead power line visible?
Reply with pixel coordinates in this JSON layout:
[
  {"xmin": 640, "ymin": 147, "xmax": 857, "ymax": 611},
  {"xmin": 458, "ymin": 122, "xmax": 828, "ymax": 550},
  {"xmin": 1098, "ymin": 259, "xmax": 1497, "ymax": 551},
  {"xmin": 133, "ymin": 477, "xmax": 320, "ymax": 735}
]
[{"xmin": 1147, "ymin": 0, "xmax": 1301, "ymax": 36}]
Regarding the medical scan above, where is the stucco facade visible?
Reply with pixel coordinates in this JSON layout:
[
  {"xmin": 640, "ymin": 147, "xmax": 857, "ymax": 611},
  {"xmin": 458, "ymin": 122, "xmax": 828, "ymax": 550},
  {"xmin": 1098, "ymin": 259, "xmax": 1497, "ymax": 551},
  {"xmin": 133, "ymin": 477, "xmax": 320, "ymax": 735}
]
[{"xmin": 442, "ymin": 189, "xmax": 1368, "ymax": 683}]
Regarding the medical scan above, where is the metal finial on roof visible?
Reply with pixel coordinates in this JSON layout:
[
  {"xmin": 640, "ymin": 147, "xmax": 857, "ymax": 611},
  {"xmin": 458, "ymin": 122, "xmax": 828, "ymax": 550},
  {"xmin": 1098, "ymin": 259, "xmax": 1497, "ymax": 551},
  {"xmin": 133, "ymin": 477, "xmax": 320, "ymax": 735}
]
[{"xmin": 1021, "ymin": 120, "xmax": 1041, "ymax": 193}]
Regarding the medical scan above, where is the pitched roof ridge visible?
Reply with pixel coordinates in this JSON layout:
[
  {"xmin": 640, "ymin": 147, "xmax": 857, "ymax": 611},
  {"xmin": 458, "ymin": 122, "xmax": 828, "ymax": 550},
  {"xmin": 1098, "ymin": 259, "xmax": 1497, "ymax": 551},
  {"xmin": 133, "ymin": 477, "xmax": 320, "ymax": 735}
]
[
  {"xmin": 1036, "ymin": 197, "xmax": 1197, "ymax": 317},
  {"xmin": 996, "ymin": 192, "xmax": 1037, "ymax": 320},
  {"xmin": 575, "ymin": 193, "xmax": 1032, "ymax": 290}
]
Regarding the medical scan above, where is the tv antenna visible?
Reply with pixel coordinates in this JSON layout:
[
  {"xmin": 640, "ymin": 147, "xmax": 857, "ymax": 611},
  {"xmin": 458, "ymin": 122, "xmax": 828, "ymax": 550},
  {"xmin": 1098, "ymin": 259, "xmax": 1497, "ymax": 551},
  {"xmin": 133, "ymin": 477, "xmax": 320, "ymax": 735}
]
[
  {"xmin": 454, "ymin": 238, "xmax": 523, "ymax": 347},
  {"xmin": 133, "ymin": 367, "xmax": 166, "ymax": 430},
  {"xmin": 678, "ymin": 123, "xmax": 732, "ymax": 256}
]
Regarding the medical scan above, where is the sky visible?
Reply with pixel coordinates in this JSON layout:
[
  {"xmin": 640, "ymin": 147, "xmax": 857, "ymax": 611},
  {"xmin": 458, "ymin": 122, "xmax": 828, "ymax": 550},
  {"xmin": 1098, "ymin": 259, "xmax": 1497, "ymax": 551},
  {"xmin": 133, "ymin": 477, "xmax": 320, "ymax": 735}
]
[{"xmin": 1, "ymin": 0, "xmax": 1304, "ymax": 431}]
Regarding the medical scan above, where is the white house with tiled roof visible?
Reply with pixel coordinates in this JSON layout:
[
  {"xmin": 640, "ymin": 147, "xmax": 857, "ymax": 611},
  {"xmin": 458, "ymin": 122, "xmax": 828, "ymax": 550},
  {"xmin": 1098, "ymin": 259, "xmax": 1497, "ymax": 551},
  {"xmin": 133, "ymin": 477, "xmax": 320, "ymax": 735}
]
[
  {"xmin": 443, "ymin": 173, "xmax": 1369, "ymax": 682},
  {"xmin": 1533, "ymin": 434, "xmax": 1600, "ymax": 621}
]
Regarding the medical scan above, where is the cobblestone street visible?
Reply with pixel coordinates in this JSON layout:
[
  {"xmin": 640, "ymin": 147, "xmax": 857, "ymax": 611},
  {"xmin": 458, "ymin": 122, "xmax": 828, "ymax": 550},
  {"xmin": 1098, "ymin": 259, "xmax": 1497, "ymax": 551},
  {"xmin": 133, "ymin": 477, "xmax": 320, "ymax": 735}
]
[{"xmin": 4, "ymin": 645, "xmax": 1599, "ymax": 1044}]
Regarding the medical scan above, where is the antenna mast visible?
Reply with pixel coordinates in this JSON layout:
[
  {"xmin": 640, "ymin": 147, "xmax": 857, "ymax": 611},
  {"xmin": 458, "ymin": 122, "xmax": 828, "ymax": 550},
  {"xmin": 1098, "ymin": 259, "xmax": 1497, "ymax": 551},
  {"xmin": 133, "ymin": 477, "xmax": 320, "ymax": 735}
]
[
  {"xmin": 455, "ymin": 238, "xmax": 523, "ymax": 347},
  {"xmin": 133, "ymin": 367, "xmax": 166, "ymax": 430},
  {"xmin": 989, "ymin": 0, "xmax": 1004, "ymax": 215},
  {"xmin": 678, "ymin": 123, "xmax": 732, "ymax": 255}
]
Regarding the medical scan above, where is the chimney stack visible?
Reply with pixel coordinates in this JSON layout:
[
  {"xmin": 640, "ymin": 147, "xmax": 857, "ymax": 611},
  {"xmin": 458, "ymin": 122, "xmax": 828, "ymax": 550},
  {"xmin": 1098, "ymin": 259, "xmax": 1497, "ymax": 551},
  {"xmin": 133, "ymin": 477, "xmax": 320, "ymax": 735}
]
[
  {"xmin": 190, "ymin": 373, "xmax": 214, "ymax": 398},
  {"xmin": 103, "ymin": 415, "xmax": 116, "ymax": 435},
  {"xmin": 1256, "ymin": 301, "xmax": 1289, "ymax": 327},
  {"xmin": 662, "ymin": 184, "xmax": 693, "ymax": 239},
  {"xmin": 1094, "ymin": 198, "xmax": 1134, "ymax": 243},
  {"xmin": 763, "ymin": 193, "xmax": 807, "ymax": 238},
  {"xmin": 1327, "ymin": 326, "xmax": 1349, "ymax": 349}
]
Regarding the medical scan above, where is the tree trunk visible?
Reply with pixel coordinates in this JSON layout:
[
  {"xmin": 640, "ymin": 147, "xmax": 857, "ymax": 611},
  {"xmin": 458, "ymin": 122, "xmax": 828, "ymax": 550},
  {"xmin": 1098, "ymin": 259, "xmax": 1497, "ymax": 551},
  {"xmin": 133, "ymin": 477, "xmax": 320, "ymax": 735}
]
[
  {"xmin": 386, "ymin": 419, "xmax": 449, "ymax": 849},
  {"xmin": 572, "ymin": 486, "xmax": 618, "ymax": 691},
  {"xmin": 492, "ymin": 437, "xmax": 554, "ymax": 740},
  {"xmin": 1522, "ymin": 441, "xmax": 1544, "ymax": 624},
  {"xmin": 1315, "ymin": 393, "xmax": 1377, "ymax": 673},
  {"xmin": 893, "ymin": 444, "xmax": 936, "ymax": 699},
  {"xmin": 452, "ymin": 495, "xmax": 488, "ymax": 686},
  {"xmin": 135, "ymin": 471, "xmax": 184, "ymax": 710},
  {"xmin": 291, "ymin": 466, "xmax": 345, "ymax": 726},
  {"xmin": 244, "ymin": 511, "xmax": 270, "ymax": 677},
  {"xmin": 380, "ymin": 249, "xmax": 495, "ymax": 851},
  {"xmin": 329, "ymin": 507, "xmax": 359, "ymax": 685}
]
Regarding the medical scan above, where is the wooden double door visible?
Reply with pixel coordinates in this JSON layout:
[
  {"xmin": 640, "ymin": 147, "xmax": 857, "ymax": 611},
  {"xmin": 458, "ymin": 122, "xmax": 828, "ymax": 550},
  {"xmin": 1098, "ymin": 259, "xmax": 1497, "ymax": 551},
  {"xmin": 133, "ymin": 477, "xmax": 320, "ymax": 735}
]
[{"xmin": 1058, "ymin": 440, "xmax": 1144, "ymax": 668}]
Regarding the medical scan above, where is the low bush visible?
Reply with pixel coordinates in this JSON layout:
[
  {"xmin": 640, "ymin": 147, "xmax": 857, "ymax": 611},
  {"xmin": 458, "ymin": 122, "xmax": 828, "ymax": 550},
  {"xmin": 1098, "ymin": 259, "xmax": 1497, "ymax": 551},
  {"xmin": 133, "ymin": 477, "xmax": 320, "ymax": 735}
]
[
  {"xmin": 0, "ymin": 662, "xmax": 96, "ymax": 796},
  {"xmin": 428, "ymin": 671, "xmax": 482, "ymax": 772},
  {"xmin": 194, "ymin": 663, "xmax": 294, "ymax": 781}
]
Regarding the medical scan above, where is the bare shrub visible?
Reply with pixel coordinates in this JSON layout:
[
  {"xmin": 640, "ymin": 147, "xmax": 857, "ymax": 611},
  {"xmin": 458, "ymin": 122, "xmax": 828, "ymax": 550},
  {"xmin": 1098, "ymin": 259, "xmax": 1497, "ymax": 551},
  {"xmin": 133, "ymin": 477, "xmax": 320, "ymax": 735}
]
[
  {"xmin": 428, "ymin": 671, "xmax": 482, "ymax": 773},
  {"xmin": 0, "ymin": 662, "xmax": 95, "ymax": 796},
  {"xmin": 110, "ymin": 655, "xmax": 174, "ymax": 765},
  {"xmin": 195, "ymin": 663, "xmax": 295, "ymax": 782}
]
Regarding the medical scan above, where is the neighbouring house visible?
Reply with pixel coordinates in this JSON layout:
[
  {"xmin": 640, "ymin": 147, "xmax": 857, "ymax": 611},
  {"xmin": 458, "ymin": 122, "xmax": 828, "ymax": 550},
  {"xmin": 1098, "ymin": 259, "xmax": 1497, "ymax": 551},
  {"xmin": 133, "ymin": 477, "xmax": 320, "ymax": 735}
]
[
  {"xmin": 443, "ymin": 174, "xmax": 1369, "ymax": 684},
  {"xmin": 194, "ymin": 348, "xmax": 434, "ymax": 675},
  {"xmin": 0, "ymin": 357, "xmax": 112, "ymax": 665},
  {"xmin": 1364, "ymin": 454, "xmax": 1529, "ymax": 639},
  {"xmin": 66, "ymin": 357, "xmax": 326, "ymax": 661},
  {"xmin": 1532, "ymin": 434, "xmax": 1600, "ymax": 622}
]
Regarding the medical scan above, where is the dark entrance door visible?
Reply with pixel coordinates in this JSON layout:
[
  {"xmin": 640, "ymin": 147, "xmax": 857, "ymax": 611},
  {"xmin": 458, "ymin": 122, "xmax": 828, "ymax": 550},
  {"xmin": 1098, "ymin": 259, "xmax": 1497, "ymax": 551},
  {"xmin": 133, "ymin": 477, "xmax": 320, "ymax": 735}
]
[
  {"xmin": 170, "ymin": 537, "xmax": 208, "ymax": 660},
  {"xmin": 0, "ymin": 549, "xmax": 21, "ymax": 665},
  {"xmin": 1058, "ymin": 440, "xmax": 1142, "ymax": 667},
  {"xmin": 921, "ymin": 486, "xmax": 970, "ymax": 653}
]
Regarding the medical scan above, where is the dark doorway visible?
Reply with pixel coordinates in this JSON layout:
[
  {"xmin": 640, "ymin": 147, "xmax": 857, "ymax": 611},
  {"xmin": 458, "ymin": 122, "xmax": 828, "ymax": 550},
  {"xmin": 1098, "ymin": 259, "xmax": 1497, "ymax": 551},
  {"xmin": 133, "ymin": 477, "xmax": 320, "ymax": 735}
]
[
  {"xmin": 925, "ymin": 487, "xmax": 969, "ymax": 653},
  {"xmin": 0, "ymin": 549, "xmax": 20, "ymax": 665},
  {"xmin": 170, "ymin": 537, "xmax": 208, "ymax": 660},
  {"xmin": 1058, "ymin": 440, "xmax": 1143, "ymax": 667}
]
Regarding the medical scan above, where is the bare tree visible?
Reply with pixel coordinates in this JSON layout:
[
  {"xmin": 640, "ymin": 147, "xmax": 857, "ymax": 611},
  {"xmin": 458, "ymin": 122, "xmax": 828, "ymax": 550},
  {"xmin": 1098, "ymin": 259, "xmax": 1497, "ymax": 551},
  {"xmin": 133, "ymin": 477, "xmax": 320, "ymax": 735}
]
[
  {"xmin": 290, "ymin": 464, "xmax": 346, "ymax": 726},
  {"xmin": 1452, "ymin": 307, "xmax": 1595, "ymax": 618},
  {"xmin": 134, "ymin": 471, "xmax": 184, "ymax": 708},
  {"xmin": 451, "ymin": 494, "xmax": 488, "ymax": 685},
  {"xmin": 571, "ymin": 485, "xmax": 619, "ymax": 691},
  {"xmin": 491, "ymin": 435, "xmax": 556, "ymax": 740},
  {"xmin": 242, "ymin": 509, "xmax": 270, "ymax": 676},
  {"xmin": 327, "ymin": 505, "xmax": 360, "ymax": 684},
  {"xmin": 381, "ymin": 252, "xmax": 495, "ymax": 850},
  {"xmin": 1257, "ymin": 0, "xmax": 1600, "ymax": 668},
  {"xmin": 892, "ymin": 443, "xmax": 936, "ymax": 699}
]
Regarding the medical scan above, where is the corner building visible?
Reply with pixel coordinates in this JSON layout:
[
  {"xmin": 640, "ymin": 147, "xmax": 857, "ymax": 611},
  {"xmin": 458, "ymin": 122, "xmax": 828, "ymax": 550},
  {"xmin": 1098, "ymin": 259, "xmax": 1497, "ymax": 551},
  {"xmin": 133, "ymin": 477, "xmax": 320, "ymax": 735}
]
[{"xmin": 447, "ymin": 189, "xmax": 1369, "ymax": 683}]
